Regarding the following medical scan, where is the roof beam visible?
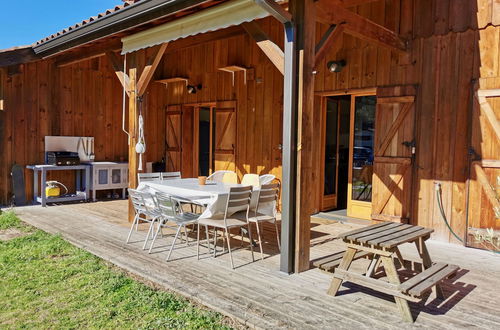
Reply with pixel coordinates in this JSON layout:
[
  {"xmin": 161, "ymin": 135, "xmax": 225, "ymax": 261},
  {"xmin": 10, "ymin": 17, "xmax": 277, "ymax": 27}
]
[
  {"xmin": 314, "ymin": 23, "xmax": 345, "ymax": 67},
  {"xmin": 137, "ymin": 42, "xmax": 168, "ymax": 96},
  {"xmin": 56, "ymin": 38, "xmax": 122, "ymax": 67},
  {"xmin": 242, "ymin": 21, "xmax": 284, "ymax": 75},
  {"xmin": 315, "ymin": 0, "xmax": 407, "ymax": 53},
  {"xmin": 106, "ymin": 51, "xmax": 130, "ymax": 96},
  {"xmin": 339, "ymin": 0, "xmax": 382, "ymax": 7}
]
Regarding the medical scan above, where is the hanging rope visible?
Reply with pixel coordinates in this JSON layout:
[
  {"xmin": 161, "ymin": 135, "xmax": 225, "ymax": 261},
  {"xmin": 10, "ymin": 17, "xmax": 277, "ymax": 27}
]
[{"xmin": 135, "ymin": 96, "xmax": 146, "ymax": 171}]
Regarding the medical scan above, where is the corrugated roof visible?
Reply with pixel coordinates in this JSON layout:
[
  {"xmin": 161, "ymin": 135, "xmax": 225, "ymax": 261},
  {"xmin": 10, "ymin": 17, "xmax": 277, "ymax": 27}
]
[{"xmin": 34, "ymin": 0, "xmax": 143, "ymax": 46}]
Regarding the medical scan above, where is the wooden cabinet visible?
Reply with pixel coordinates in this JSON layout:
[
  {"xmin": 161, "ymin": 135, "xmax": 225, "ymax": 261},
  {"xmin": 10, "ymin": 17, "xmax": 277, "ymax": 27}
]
[{"xmin": 89, "ymin": 162, "xmax": 128, "ymax": 201}]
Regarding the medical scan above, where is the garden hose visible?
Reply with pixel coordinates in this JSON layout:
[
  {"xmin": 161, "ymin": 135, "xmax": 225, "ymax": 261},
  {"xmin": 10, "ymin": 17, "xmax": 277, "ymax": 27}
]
[{"xmin": 434, "ymin": 182, "xmax": 464, "ymax": 243}]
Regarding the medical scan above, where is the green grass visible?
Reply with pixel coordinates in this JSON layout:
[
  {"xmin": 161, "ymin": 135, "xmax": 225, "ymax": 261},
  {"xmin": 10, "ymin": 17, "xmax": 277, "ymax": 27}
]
[{"xmin": 0, "ymin": 211, "xmax": 231, "ymax": 329}]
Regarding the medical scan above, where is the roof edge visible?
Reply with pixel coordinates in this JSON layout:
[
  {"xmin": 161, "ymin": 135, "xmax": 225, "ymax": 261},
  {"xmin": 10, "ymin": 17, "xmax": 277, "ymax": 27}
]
[{"xmin": 32, "ymin": 0, "xmax": 215, "ymax": 58}]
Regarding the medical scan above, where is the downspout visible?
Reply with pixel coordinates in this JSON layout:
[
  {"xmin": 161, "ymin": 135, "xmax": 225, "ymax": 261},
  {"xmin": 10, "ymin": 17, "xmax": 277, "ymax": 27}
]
[{"xmin": 254, "ymin": 0, "xmax": 298, "ymax": 274}]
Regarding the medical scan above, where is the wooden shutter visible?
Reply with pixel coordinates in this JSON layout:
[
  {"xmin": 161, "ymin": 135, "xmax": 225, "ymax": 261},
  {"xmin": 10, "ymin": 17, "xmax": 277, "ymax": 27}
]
[
  {"xmin": 214, "ymin": 101, "xmax": 237, "ymax": 172},
  {"xmin": 165, "ymin": 105, "xmax": 182, "ymax": 172},
  {"xmin": 372, "ymin": 86, "xmax": 416, "ymax": 223},
  {"xmin": 467, "ymin": 87, "xmax": 500, "ymax": 246}
]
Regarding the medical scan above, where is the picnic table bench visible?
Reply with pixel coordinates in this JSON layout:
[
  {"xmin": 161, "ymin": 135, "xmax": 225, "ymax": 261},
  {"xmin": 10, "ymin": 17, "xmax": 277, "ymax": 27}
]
[{"xmin": 314, "ymin": 222, "xmax": 459, "ymax": 322}]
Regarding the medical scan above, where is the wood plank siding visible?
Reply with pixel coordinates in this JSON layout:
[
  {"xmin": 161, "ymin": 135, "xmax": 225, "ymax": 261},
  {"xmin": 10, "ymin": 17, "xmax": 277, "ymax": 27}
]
[{"xmin": 1, "ymin": 1, "xmax": 499, "ymax": 246}]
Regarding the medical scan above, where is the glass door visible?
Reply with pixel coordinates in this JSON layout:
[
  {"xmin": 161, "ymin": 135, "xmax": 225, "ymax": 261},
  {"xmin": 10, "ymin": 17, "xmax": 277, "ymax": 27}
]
[{"xmin": 347, "ymin": 95, "xmax": 376, "ymax": 220}]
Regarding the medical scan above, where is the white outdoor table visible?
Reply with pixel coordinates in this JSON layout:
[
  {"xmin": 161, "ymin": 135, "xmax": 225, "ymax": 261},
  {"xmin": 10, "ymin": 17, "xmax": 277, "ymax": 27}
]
[{"xmin": 137, "ymin": 178, "xmax": 261, "ymax": 218}]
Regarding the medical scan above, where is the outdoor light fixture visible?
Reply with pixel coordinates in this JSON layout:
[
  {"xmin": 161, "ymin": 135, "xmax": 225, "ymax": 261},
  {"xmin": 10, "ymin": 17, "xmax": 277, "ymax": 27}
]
[
  {"xmin": 327, "ymin": 60, "xmax": 346, "ymax": 73},
  {"xmin": 186, "ymin": 84, "xmax": 203, "ymax": 94}
]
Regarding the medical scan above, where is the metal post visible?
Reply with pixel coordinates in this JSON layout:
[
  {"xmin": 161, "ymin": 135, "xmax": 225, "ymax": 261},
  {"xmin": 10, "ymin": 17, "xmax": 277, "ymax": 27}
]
[{"xmin": 280, "ymin": 22, "xmax": 298, "ymax": 274}]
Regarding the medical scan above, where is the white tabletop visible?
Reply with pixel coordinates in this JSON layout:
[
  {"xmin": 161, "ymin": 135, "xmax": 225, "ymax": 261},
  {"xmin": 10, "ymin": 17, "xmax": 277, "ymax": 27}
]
[{"xmin": 137, "ymin": 178, "xmax": 260, "ymax": 218}]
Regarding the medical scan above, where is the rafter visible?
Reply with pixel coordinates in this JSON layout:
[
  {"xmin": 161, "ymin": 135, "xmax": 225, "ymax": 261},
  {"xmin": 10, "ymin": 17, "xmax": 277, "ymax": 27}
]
[
  {"xmin": 315, "ymin": 0, "xmax": 407, "ymax": 53},
  {"xmin": 106, "ymin": 51, "xmax": 130, "ymax": 96},
  {"xmin": 242, "ymin": 21, "xmax": 284, "ymax": 75},
  {"xmin": 137, "ymin": 43, "xmax": 168, "ymax": 96},
  {"xmin": 339, "ymin": 0, "xmax": 382, "ymax": 7},
  {"xmin": 314, "ymin": 24, "xmax": 345, "ymax": 67}
]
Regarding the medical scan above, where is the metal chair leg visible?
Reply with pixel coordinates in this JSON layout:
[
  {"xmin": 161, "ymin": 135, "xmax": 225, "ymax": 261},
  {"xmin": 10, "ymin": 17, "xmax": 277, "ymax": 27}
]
[
  {"xmin": 142, "ymin": 219, "xmax": 156, "ymax": 250},
  {"xmin": 126, "ymin": 214, "xmax": 139, "ymax": 243},
  {"xmin": 255, "ymin": 221, "xmax": 264, "ymax": 260},
  {"xmin": 274, "ymin": 220, "xmax": 281, "ymax": 251},
  {"xmin": 148, "ymin": 219, "xmax": 163, "ymax": 254},
  {"xmin": 166, "ymin": 225, "xmax": 183, "ymax": 261},
  {"xmin": 225, "ymin": 229, "xmax": 235, "ymax": 269},
  {"xmin": 184, "ymin": 224, "xmax": 189, "ymax": 246},
  {"xmin": 205, "ymin": 225, "xmax": 211, "ymax": 253},
  {"xmin": 197, "ymin": 223, "xmax": 200, "ymax": 260},
  {"xmin": 247, "ymin": 223, "xmax": 255, "ymax": 262}
]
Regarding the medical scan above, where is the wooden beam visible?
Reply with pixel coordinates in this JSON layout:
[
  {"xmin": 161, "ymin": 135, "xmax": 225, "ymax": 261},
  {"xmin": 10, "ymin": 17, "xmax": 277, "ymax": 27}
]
[
  {"xmin": 242, "ymin": 22, "xmax": 284, "ymax": 75},
  {"xmin": 128, "ymin": 58, "xmax": 138, "ymax": 222},
  {"xmin": 55, "ymin": 39, "xmax": 122, "ymax": 67},
  {"xmin": 339, "ymin": 0, "xmax": 381, "ymax": 7},
  {"xmin": 473, "ymin": 163, "xmax": 500, "ymax": 213},
  {"xmin": 106, "ymin": 51, "xmax": 130, "ymax": 96},
  {"xmin": 315, "ymin": 0, "xmax": 407, "ymax": 53},
  {"xmin": 137, "ymin": 43, "xmax": 168, "ymax": 96},
  {"xmin": 476, "ymin": 95, "xmax": 500, "ymax": 142},
  {"xmin": 314, "ymin": 24, "xmax": 345, "ymax": 67}
]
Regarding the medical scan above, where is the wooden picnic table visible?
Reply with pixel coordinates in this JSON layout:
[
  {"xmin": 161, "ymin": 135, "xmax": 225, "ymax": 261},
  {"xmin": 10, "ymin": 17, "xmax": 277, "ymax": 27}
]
[{"xmin": 321, "ymin": 222, "xmax": 459, "ymax": 322}]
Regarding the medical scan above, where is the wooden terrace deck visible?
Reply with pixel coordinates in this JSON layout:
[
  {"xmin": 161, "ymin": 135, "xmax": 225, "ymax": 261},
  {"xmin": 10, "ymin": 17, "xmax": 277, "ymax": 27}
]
[{"xmin": 12, "ymin": 201, "xmax": 500, "ymax": 329}]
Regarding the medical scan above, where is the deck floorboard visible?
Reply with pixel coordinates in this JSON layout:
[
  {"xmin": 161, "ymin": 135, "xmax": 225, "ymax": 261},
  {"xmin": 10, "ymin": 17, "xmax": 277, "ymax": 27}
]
[{"xmin": 11, "ymin": 201, "xmax": 500, "ymax": 329}]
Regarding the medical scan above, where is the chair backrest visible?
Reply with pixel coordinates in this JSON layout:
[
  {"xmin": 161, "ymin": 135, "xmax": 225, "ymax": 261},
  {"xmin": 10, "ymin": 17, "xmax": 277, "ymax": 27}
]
[
  {"xmin": 207, "ymin": 170, "xmax": 233, "ymax": 183},
  {"xmin": 162, "ymin": 171, "xmax": 181, "ymax": 180},
  {"xmin": 224, "ymin": 186, "xmax": 253, "ymax": 221},
  {"xmin": 128, "ymin": 188, "xmax": 155, "ymax": 215},
  {"xmin": 259, "ymin": 174, "xmax": 276, "ymax": 185},
  {"xmin": 241, "ymin": 174, "xmax": 260, "ymax": 187},
  {"xmin": 154, "ymin": 192, "xmax": 178, "ymax": 220},
  {"xmin": 138, "ymin": 172, "xmax": 162, "ymax": 184},
  {"xmin": 222, "ymin": 171, "xmax": 238, "ymax": 184},
  {"xmin": 256, "ymin": 183, "xmax": 280, "ymax": 217}
]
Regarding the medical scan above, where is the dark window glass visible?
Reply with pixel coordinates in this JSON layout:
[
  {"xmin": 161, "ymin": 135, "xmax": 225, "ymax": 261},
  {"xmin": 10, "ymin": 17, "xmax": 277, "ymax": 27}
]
[{"xmin": 351, "ymin": 96, "xmax": 376, "ymax": 202}]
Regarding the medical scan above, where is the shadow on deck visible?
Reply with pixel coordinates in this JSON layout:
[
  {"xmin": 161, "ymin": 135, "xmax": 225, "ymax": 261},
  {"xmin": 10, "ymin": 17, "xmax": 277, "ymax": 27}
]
[{"xmin": 11, "ymin": 200, "xmax": 500, "ymax": 329}]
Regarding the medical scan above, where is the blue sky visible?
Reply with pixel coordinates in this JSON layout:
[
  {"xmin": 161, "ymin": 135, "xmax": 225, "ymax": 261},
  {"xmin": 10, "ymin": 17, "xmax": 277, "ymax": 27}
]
[{"xmin": 0, "ymin": 0, "xmax": 123, "ymax": 49}]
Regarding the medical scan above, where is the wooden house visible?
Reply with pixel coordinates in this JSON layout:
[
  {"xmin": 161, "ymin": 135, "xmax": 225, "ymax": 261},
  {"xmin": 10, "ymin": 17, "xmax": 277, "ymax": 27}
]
[{"xmin": 0, "ymin": 0, "xmax": 499, "ymax": 272}]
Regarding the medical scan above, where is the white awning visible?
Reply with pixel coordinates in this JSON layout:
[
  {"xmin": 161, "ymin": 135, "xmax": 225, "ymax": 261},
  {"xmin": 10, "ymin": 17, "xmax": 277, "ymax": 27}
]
[{"xmin": 121, "ymin": 0, "xmax": 269, "ymax": 54}]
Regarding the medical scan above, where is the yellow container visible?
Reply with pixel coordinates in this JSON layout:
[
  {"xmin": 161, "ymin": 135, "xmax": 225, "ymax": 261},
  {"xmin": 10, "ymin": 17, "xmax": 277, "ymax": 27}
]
[{"xmin": 46, "ymin": 186, "xmax": 61, "ymax": 197}]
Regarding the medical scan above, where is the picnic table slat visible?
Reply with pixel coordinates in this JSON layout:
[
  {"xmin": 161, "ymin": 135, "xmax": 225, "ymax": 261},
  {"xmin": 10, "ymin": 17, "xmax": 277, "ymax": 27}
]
[
  {"xmin": 338, "ymin": 221, "xmax": 393, "ymax": 239},
  {"xmin": 407, "ymin": 264, "xmax": 459, "ymax": 297},
  {"xmin": 318, "ymin": 251, "xmax": 372, "ymax": 272},
  {"xmin": 398, "ymin": 262, "xmax": 448, "ymax": 292},
  {"xmin": 379, "ymin": 228, "xmax": 434, "ymax": 248},
  {"xmin": 366, "ymin": 225, "xmax": 425, "ymax": 246},
  {"xmin": 345, "ymin": 222, "xmax": 405, "ymax": 241},
  {"xmin": 355, "ymin": 224, "xmax": 415, "ymax": 244}
]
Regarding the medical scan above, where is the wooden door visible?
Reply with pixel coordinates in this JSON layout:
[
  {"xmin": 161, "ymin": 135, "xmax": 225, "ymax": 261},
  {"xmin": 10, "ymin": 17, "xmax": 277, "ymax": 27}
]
[
  {"xmin": 181, "ymin": 106, "xmax": 195, "ymax": 178},
  {"xmin": 371, "ymin": 86, "xmax": 417, "ymax": 223},
  {"xmin": 165, "ymin": 105, "xmax": 182, "ymax": 172},
  {"xmin": 214, "ymin": 101, "xmax": 237, "ymax": 172},
  {"xmin": 467, "ymin": 87, "xmax": 500, "ymax": 247}
]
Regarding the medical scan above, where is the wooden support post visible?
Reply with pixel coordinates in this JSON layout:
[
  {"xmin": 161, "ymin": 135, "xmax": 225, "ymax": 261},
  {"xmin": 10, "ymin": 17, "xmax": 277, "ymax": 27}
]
[
  {"xmin": 128, "ymin": 57, "xmax": 138, "ymax": 222},
  {"xmin": 290, "ymin": 0, "xmax": 316, "ymax": 272}
]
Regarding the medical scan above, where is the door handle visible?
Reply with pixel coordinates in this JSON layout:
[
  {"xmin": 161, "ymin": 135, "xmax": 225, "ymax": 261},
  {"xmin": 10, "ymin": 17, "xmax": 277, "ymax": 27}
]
[{"xmin": 402, "ymin": 140, "xmax": 416, "ymax": 155}]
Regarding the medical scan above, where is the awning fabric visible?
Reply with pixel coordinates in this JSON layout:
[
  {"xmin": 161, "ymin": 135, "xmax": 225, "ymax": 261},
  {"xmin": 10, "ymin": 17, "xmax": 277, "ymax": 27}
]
[{"xmin": 121, "ymin": 0, "xmax": 269, "ymax": 54}]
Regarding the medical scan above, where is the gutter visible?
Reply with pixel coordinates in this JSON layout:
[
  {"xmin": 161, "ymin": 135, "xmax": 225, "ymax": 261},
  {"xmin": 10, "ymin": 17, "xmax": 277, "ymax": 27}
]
[
  {"xmin": 254, "ymin": 0, "xmax": 297, "ymax": 274},
  {"xmin": 32, "ymin": 0, "xmax": 214, "ymax": 58}
]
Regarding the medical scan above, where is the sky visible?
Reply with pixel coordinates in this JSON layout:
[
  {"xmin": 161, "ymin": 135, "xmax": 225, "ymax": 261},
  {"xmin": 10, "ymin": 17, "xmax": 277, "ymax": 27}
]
[{"xmin": 0, "ymin": 0, "xmax": 123, "ymax": 49}]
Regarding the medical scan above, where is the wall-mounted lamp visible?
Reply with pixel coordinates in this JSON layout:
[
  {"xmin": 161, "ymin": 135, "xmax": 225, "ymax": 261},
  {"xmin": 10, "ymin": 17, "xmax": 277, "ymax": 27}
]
[
  {"xmin": 187, "ymin": 84, "xmax": 203, "ymax": 94},
  {"xmin": 327, "ymin": 60, "xmax": 346, "ymax": 73}
]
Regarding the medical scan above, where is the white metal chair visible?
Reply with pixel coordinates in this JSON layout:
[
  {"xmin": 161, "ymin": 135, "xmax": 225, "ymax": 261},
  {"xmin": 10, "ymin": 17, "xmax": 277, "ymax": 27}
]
[
  {"xmin": 126, "ymin": 188, "xmax": 161, "ymax": 250},
  {"xmin": 146, "ymin": 192, "xmax": 200, "ymax": 261},
  {"xmin": 161, "ymin": 171, "xmax": 181, "ymax": 180},
  {"xmin": 206, "ymin": 170, "xmax": 234, "ymax": 183},
  {"xmin": 241, "ymin": 173, "xmax": 260, "ymax": 187},
  {"xmin": 138, "ymin": 172, "xmax": 162, "ymax": 184},
  {"xmin": 259, "ymin": 174, "xmax": 276, "ymax": 185},
  {"xmin": 222, "ymin": 171, "xmax": 238, "ymax": 184},
  {"xmin": 197, "ymin": 186, "xmax": 254, "ymax": 269},
  {"xmin": 244, "ymin": 183, "xmax": 281, "ymax": 260}
]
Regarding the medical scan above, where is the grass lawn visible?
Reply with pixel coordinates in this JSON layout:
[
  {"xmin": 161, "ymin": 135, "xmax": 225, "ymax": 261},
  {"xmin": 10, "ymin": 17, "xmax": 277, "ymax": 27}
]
[{"xmin": 0, "ymin": 211, "xmax": 231, "ymax": 329}]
